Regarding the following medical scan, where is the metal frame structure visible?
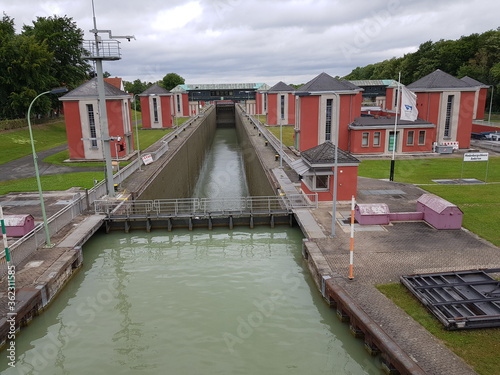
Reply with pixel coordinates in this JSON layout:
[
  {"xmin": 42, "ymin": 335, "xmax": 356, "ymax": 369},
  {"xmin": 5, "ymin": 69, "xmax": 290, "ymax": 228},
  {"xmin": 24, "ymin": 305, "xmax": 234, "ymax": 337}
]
[
  {"xmin": 94, "ymin": 195, "xmax": 318, "ymax": 219},
  {"xmin": 401, "ymin": 269, "xmax": 500, "ymax": 330}
]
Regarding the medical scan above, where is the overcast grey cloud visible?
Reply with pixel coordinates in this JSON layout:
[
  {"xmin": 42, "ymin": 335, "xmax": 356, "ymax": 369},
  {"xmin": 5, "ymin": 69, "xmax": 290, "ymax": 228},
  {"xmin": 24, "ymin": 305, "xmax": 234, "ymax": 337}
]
[{"xmin": 3, "ymin": 0, "xmax": 499, "ymax": 86}]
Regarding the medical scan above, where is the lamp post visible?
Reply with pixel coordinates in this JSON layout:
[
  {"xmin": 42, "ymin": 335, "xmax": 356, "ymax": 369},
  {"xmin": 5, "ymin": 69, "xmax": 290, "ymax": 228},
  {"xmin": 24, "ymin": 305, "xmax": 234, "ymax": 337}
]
[
  {"xmin": 279, "ymin": 117, "xmax": 283, "ymax": 169},
  {"xmin": 331, "ymin": 92, "xmax": 340, "ymax": 237},
  {"xmin": 133, "ymin": 94, "xmax": 142, "ymax": 171},
  {"xmin": 27, "ymin": 87, "xmax": 68, "ymax": 247}
]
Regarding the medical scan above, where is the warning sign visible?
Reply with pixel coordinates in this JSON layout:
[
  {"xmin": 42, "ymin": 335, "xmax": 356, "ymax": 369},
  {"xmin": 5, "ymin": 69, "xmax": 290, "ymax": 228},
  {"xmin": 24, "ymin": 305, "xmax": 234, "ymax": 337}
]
[
  {"xmin": 463, "ymin": 152, "xmax": 489, "ymax": 162},
  {"xmin": 142, "ymin": 154, "xmax": 154, "ymax": 165}
]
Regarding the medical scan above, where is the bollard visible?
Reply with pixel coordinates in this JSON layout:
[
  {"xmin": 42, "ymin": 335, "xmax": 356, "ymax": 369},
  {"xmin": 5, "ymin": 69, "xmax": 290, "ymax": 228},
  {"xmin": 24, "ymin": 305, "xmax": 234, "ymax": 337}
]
[
  {"xmin": 275, "ymin": 154, "xmax": 280, "ymax": 161},
  {"xmin": 265, "ymin": 141, "xmax": 268, "ymax": 146}
]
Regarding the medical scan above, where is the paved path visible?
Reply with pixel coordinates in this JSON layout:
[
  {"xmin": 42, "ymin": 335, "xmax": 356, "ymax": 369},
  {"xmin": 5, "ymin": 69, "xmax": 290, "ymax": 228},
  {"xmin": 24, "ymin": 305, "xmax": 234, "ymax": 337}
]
[
  {"xmin": 307, "ymin": 177, "xmax": 500, "ymax": 375},
  {"xmin": 0, "ymin": 144, "xmax": 103, "ymax": 181}
]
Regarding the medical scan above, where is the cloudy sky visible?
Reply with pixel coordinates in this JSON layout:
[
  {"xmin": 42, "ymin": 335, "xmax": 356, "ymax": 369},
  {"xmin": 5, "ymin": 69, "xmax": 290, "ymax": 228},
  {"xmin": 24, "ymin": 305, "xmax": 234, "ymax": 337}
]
[{"xmin": 3, "ymin": 0, "xmax": 500, "ymax": 86}]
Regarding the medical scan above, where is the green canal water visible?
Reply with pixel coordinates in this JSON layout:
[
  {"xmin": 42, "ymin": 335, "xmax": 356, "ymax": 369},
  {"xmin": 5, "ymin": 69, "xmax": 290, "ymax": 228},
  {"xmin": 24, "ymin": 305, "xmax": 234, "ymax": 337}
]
[
  {"xmin": 1, "ymin": 228, "xmax": 382, "ymax": 374},
  {"xmin": 1, "ymin": 127, "xmax": 382, "ymax": 374},
  {"xmin": 192, "ymin": 127, "xmax": 249, "ymax": 200}
]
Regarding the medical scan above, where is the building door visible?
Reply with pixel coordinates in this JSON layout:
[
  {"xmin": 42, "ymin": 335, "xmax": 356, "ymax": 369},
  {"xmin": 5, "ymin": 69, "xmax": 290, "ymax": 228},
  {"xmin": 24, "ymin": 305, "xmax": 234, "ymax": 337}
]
[{"xmin": 388, "ymin": 131, "xmax": 398, "ymax": 152}]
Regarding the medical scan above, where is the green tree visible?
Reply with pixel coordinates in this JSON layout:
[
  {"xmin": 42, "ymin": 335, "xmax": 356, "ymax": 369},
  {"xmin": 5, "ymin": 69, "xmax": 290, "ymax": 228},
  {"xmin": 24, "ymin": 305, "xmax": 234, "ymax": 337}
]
[
  {"xmin": 22, "ymin": 15, "xmax": 91, "ymax": 89},
  {"xmin": 124, "ymin": 79, "xmax": 153, "ymax": 111},
  {"xmin": 0, "ymin": 14, "xmax": 54, "ymax": 119},
  {"xmin": 160, "ymin": 73, "xmax": 185, "ymax": 91}
]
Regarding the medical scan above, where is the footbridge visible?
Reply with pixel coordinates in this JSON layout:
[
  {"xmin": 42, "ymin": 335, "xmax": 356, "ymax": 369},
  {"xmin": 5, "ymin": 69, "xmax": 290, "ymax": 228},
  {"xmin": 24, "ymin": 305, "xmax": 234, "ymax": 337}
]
[{"xmin": 95, "ymin": 194, "xmax": 317, "ymax": 232}]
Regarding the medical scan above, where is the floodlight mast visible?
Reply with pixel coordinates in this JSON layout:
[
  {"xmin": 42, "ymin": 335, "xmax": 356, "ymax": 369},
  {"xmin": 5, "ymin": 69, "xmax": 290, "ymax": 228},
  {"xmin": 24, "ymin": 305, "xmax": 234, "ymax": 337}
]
[{"xmin": 88, "ymin": 0, "xmax": 135, "ymax": 198}]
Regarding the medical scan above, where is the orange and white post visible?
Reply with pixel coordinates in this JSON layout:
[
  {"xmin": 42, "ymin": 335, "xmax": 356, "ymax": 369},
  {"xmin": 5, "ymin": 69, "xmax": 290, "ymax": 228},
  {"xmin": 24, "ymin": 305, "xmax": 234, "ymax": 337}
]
[{"xmin": 348, "ymin": 195, "xmax": 355, "ymax": 280}]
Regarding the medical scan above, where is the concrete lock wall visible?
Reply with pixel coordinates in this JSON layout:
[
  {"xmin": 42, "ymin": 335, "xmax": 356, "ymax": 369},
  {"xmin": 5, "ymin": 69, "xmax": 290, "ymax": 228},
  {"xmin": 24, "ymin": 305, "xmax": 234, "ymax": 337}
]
[
  {"xmin": 139, "ymin": 109, "xmax": 217, "ymax": 200},
  {"xmin": 138, "ymin": 104, "xmax": 275, "ymax": 200},
  {"xmin": 234, "ymin": 107, "xmax": 276, "ymax": 197}
]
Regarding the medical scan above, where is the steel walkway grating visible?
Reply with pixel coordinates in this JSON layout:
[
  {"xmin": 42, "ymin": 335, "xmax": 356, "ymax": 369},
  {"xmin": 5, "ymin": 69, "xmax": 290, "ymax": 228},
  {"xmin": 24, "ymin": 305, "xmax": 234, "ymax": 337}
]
[{"xmin": 401, "ymin": 269, "xmax": 500, "ymax": 330}]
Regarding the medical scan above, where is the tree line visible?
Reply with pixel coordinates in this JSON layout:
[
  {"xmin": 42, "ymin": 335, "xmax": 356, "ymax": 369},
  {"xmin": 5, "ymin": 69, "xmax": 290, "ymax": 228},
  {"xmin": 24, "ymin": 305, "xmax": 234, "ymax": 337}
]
[
  {"xmin": 343, "ymin": 28, "xmax": 500, "ymax": 111},
  {"xmin": 0, "ymin": 13, "xmax": 185, "ymax": 121}
]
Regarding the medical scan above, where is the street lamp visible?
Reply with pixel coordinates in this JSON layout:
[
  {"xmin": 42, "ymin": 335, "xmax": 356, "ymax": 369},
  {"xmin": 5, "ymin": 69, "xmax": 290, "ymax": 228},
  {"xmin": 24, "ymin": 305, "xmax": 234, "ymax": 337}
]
[
  {"xmin": 27, "ymin": 87, "xmax": 68, "ymax": 247},
  {"xmin": 279, "ymin": 117, "xmax": 283, "ymax": 169},
  {"xmin": 331, "ymin": 92, "xmax": 340, "ymax": 237},
  {"xmin": 133, "ymin": 94, "xmax": 142, "ymax": 171}
]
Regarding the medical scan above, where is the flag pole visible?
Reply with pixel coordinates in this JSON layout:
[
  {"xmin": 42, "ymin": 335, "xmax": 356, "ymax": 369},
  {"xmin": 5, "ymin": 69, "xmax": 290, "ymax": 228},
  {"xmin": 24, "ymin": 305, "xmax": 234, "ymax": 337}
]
[{"xmin": 389, "ymin": 72, "xmax": 401, "ymax": 181}]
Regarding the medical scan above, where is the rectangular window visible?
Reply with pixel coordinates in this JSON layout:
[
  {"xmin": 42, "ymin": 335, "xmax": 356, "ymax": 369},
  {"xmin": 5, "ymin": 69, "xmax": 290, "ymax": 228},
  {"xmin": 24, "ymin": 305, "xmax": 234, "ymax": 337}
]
[
  {"xmin": 373, "ymin": 132, "xmax": 381, "ymax": 147},
  {"xmin": 153, "ymin": 97, "xmax": 159, "ymax": 122},
  {"xmin": 315, "ymin": 175, "xmax": 329, "ymax": 190},
  {"xmin": 303, "ymin": 175, "xmax": 330, "ymax": 191},
  {"xmin": 388, "ymin": 131, "xmax": 397, "ymax": 152},
  {"xmin": 325, "ymin": 99, "xmax": 333, "ymax": 141},
  {"xmin": 177, "ymin": 95, "xmax": 181, "ymax": 112},
  {"xmin": 407, "ymin": 130, "xmax": 414, "ymax": 145},
  {"xmin": 87, "ymin": 104, "xmax": 97, "ymax": 147},
  {"xmin": 419, "ymin": 130, "xmax": 426, "ymax": 145},
  {"xmin": 444, "ymin": 95, "xmax": 454, "ymax": 138},
  {"xmin": 264, "ymin": 93, "xmax": 267, "ymax": 112},
  {"xmin": 362, "ymin": 132, "xmax": 369, "ymax": 147},
  {"xmin": 280, "ymin": 95, "xmax": 285, "ymax": 120}
]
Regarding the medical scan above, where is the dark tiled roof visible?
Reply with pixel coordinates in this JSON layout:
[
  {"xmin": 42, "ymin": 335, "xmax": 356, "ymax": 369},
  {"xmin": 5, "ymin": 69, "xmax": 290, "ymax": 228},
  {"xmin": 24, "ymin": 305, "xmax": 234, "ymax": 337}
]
[
  {"xmin": 297, "ymin": 72, "xmax": 361, "ymax": 93},
  {"xmin": 268, "ymin": 81, "xmax": 295, "ymax": 92},
  {"xmin": 139, "ymin": 84, "xmax": 171, "ymax": 96},
  {"xmin": 349, "ymin": 116, "xmax": 434, "ymax": 128},
  {"xmin": 407, "ymin": 69, "xmax": 473, "ymax": 90},
  {"xmin": 60, "ymin": 78, "xmax": 129, "ymax": 99},
  {"xmin": 461, "ymin": 76, "xmax": 488, "ymax": 87},
  {"xmin": 302, "ymin": 141, "xmax": 360, "ymax": 165}
]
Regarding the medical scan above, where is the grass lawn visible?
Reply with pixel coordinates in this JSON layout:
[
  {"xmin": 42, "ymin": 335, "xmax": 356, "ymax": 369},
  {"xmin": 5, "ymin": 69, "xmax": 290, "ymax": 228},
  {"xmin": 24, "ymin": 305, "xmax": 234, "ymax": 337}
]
[
  {"xmin": 0, "ymin": 114, "xmax": 173, "ymax": 194},
  {"xmin": 377, "ymin": 283, "xmax": 500, "ymax": 375},
  {"xmin": 137, "ymin": 127, "xmax": 174, "ymax": 149},
  {"xmin": 358, "ymin": 156, "xmax": 500, "ymax": 184},
  {"xmin": 0, "ymin": 172, "xmax": 105, "ymax": 195},
  {"xmin": 266, "ymin": 125, "xmax": 295, "ymax": 147},
  {"xmin": 43, "ymin": 150, "xmax": 106, "ymax": 167},
  {"xmin": 0, "ymin": 121, "xmax": 67, "ymax": 164},
  {"xmin": 358, "ymin": 158, "xmax": 500, "ymax": 246}
]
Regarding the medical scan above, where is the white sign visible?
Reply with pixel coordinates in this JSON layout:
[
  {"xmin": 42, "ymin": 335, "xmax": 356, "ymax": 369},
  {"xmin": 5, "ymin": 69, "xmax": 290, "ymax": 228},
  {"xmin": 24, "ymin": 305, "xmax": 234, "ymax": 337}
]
[
  {"xmin": 464, "ymin": 152, "xmax": 489, "ymax": 162},
  {"xmin": 142, "ymin": 154, "xmax": 154, "ymax": 165}
]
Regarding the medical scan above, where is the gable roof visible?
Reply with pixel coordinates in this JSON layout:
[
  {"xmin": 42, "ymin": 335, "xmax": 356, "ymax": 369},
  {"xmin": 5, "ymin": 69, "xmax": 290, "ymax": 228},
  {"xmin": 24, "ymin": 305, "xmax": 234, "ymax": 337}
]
[
  {"xmin": 297, "ymin": 72, "xmax": 361, "ymax": 93},
  {"xmin": 407, "ymin": 69, "xmax": 474, "ymax": 90},
  {"xmin": 60, "ymin": 78, "xmax": 129, "ymax": 100},
  {"xmin": 349, "ymin": 79, "xmax": 399, "ymax": 88},
  {"xmin": 461, "ymin": 76, "xmax": 489, "ymax": 88},
  {"xmin": 268, "ymin": 81, "xmax": 295, "ymax": 92},
  {"xmin": 104, "ymin": 77, "xmax": 124, "ymax": 90},
  {"xmin": 302, "ymin": 141, "xmax": 360, "ymax": 165},
  {"xmin": 139, "ymin": 84, "xmax": 171, "ymax": 96}
]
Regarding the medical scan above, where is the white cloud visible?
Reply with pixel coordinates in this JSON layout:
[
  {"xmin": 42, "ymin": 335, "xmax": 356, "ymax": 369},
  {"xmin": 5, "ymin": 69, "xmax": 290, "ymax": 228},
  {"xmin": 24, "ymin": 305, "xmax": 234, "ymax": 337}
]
[
  {"xmin": 151, "ymin": 1, "xmax": 203, "ymax": 31},
  {"xmin": 2, "ymin": 0, "xmax": 500, "ymax": 84}
]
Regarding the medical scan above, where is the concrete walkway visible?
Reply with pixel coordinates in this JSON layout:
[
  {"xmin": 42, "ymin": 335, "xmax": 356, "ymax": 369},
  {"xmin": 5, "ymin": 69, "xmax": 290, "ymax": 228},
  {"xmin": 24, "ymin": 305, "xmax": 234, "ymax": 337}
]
[{"xmin": 307, "ymin": 176, "xmax": 500, "ymax": 375}]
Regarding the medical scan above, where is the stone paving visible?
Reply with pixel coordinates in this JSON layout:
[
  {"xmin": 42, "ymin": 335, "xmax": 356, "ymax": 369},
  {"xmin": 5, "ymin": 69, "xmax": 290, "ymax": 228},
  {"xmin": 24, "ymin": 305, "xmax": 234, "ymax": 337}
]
[{"xmin": 307, "ymin": 176, "xmax": 500, "ymax": 375}]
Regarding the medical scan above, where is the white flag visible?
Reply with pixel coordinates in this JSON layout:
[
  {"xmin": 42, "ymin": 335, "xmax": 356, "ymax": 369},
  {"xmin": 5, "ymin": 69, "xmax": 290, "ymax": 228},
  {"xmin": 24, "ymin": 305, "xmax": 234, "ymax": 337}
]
[{"xmin": 400, "ymin": 86, "xmax": 418, "ymax": 121}]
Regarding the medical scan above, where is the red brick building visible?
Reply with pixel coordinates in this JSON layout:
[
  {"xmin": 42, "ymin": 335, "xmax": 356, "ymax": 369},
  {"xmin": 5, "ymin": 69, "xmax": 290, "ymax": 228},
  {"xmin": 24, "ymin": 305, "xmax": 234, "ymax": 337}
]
[
  {"xmin": 139, "ymin": 84, "xmax": 174, "ymax": 129},
  {"xmin": 460, "ymin": 76, "xmax": 489, "ymax": 120},
  {"xmin": 59, "ymin": 78, "xmax": 134, "ymax": 160},
  {"xmin": 294, "ymin": 72, "xmax": 363, "ymax": 151},
  {"xmin": 267, "ymin": 81, "xmax": 296, "ymax": 126},
  {"xmin": 348, "ymin": 115, "xmax": 436, "ymax": 155},
  {"xmin": 407, "ymin": 69, "xmax": 478, "ymax": 149},
  {"xmin": 298, "ymin": 142, "xmax": 360, "ymax": 201}
]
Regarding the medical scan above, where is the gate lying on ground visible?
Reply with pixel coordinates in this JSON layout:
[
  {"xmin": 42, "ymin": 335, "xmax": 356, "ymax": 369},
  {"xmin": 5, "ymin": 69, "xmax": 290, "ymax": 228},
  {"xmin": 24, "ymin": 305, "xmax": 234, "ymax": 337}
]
[{"xmin": 401, "ymin": 269, "xmax": 500, "ymax": 330}]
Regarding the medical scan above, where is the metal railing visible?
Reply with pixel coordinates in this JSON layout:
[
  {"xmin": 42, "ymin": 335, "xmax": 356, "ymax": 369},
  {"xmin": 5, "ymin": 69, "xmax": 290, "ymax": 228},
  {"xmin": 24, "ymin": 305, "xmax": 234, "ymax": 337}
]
[
  {"xmin": 236, "ymin": 105, "xmax": 295, "ymax": 167},
  {"xmin": 94, "ymin": 194, "xmax": 318, "ymax": 218},
  {"xmin": 82, "ymin": 40, "xmax": 121, "ymax": 60}
]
